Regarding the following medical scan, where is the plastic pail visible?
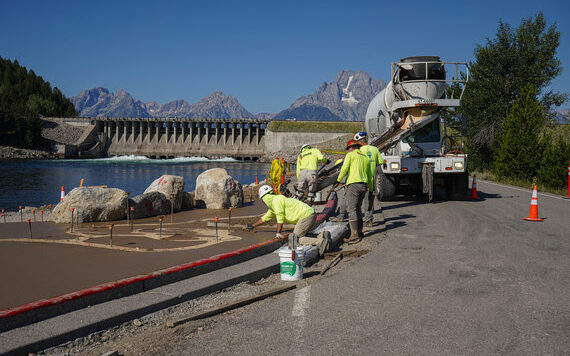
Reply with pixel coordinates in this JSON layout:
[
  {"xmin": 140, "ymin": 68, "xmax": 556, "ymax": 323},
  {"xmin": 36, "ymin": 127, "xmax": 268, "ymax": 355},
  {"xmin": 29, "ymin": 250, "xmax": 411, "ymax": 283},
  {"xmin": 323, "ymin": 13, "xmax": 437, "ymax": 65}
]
[{"xmin": 279, "ymin": 247, "xmax": 304, "ymax": 281}]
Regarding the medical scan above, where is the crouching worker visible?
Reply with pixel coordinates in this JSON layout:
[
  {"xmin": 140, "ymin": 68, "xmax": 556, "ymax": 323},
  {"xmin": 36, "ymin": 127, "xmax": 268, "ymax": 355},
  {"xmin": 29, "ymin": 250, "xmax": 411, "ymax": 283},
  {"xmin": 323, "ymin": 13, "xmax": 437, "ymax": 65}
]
[{"xmin": 244, "ymin": 185, "xmax": 331, "ymax": 256}]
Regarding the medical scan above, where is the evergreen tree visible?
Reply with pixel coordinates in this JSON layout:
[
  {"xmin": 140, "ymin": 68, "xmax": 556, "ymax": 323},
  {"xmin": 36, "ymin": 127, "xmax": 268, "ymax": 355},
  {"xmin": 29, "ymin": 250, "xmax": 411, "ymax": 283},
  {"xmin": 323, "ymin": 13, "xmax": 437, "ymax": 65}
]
[
  {"xmin": 538, "ymin": 133, "xmax": 570, "ymax": 188},
  {"xmin": 461, "ymin": 12, "xmax": 567, "ymax": 171},
  {"xmin": 0, "ymin": 56, "xmax": 77, "ymax": 148},
  {"xmin": 494, "ymin": 84, "xmax": 545, "ymax": 179}
]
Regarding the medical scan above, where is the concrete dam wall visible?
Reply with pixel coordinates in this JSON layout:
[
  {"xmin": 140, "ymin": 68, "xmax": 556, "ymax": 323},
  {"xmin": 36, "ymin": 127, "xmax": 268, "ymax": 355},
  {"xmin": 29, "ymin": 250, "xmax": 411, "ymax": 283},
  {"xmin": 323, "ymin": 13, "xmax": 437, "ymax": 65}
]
[{"xmin": 51, "ymin": 118, "xmax": 354, "ymax": 160}]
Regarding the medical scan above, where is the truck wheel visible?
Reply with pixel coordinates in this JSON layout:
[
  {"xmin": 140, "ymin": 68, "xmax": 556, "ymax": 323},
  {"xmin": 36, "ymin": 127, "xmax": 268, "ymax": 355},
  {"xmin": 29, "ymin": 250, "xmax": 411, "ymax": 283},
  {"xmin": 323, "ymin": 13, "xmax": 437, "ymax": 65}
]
[
  {"xmin": 445, "ymin": 172, "xmax": 468, "ymax": 201},
  {"xmin": 375, "ymin": 168, "xmax": 396, "ymax": 201}
]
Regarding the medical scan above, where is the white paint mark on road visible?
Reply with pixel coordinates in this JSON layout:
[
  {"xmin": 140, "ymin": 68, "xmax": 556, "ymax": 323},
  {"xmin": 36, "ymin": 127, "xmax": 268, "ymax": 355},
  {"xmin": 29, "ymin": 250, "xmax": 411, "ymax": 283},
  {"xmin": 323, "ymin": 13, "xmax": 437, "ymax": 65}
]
[
  {"xmin": 291, "ymin": 285, "xmax": 311, "ymax": 355},
  {"xmin": 292, "ymin": 285, "xmax": 311, "ymax": 317},
  {"xmin": 479, "ymin": 179, "xmax": 569, "ymax": 201}
]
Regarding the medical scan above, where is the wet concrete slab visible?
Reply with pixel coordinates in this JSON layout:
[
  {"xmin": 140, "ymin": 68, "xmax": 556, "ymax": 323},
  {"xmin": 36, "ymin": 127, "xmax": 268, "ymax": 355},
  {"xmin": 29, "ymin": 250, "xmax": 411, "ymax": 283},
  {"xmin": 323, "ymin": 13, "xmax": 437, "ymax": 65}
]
[{"xmin": 0, "ymin": 200, "xmax": 281, "ymax": 310}]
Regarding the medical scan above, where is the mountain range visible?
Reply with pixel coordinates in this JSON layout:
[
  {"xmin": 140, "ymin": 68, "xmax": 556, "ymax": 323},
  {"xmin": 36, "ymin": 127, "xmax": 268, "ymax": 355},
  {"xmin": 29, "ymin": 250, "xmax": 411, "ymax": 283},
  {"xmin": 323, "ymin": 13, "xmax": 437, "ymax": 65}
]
[{"xmin": 71, "ymin": 70, "xmax": 386, "ymax": 121}]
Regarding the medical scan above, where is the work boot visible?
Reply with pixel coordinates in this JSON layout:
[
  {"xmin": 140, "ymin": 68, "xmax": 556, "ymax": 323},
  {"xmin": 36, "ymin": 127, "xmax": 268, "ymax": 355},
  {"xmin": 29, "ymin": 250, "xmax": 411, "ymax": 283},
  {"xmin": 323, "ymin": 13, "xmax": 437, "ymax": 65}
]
[
  {"xmin": 319, "ymin": 231, "xmax": 331, "ymax": 256},
  {"xmin": 357, "ymin": 218, "xmax": 364, "ymax": 238},
  {"xmin": 343, "ymin": 220, "xmax": 361, "ymax": 243}
]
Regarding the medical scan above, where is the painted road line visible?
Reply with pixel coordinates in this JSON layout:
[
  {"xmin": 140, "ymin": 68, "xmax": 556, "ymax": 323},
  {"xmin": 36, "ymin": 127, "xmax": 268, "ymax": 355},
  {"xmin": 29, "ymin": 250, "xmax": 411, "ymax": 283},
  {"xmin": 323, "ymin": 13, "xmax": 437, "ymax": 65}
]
[
  {"xmin": 478, "ymin": 179, "xmax": 568, "ymax": 201},
  {"xmin": 292, "ymin": 285, "xmax": 311, "ymax": 355}
]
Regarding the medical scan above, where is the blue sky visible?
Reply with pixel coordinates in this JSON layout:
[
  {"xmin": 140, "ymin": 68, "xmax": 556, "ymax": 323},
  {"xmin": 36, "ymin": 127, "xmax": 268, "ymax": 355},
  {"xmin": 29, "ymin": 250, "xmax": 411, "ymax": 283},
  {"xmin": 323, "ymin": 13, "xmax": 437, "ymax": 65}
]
[{"xmin": 1, "ymin": 0, "xmax": 569, "ymax": 113}]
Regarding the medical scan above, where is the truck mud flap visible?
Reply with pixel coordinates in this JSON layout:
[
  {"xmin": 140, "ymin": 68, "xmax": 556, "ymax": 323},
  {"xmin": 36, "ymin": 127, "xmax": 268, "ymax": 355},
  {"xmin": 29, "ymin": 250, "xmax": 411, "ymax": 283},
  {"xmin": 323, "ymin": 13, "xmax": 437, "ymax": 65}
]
[{"xmin": 422, "ymin": 162, "xmax": 434, "ymax": 202}]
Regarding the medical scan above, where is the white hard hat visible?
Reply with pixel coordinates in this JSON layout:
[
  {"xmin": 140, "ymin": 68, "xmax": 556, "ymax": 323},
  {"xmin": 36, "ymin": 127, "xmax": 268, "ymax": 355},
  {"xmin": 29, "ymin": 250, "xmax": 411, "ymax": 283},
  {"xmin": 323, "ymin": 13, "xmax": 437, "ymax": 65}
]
[
  {"xmin": 354, "ymin": 131, "xmax": 367, "ymax": 141},
  {"xmin": 301, "ymin": 144, "xmax": 311, "ymax": 151},
  {"xmin": 258, "ymin": 185, "xmax": 273, "ymax": 199}
]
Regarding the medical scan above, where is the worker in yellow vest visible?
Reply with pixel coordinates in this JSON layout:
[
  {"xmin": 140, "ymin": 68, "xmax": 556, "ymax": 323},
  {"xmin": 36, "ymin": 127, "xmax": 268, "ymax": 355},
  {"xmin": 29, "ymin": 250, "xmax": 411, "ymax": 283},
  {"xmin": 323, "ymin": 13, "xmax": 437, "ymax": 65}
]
[
  {"xmin": 354, "ymin": 132, "xmax": 384, "ymax": 226},
  {"xmin": 244, "ymin": 185, "xmax": 331, "ymax": 256},
  {"xmin": 295, "ymin": 144, "xmax": 328, "ymax": 202},
  {"xmin": 335, "ymin": 139, "xmax": 371, "ymax": 243}
]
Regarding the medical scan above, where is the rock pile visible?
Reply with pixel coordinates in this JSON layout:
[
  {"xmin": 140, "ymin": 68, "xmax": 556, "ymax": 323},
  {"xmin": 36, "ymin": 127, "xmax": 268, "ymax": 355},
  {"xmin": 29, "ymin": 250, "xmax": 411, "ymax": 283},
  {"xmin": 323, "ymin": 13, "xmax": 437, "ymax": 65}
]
[
  {"xmin": 48, "ymin": 171, "xmax": 245, "ymax": 223},
  {"xmin": 0, "ymin": 146, "xmax": 56, "ymax": 160}
]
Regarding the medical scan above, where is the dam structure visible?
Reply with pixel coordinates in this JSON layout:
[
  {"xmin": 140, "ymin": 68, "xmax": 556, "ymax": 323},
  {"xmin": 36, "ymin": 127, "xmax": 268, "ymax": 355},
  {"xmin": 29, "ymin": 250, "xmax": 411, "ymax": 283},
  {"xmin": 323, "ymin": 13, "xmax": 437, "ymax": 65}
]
[
  {"xmin": 50, "ymin": 117, "xmax": 355, "ymax": 160},
  {"xmin": 101, "ymin": 117, "xmax": 267, "ymax": 160}
]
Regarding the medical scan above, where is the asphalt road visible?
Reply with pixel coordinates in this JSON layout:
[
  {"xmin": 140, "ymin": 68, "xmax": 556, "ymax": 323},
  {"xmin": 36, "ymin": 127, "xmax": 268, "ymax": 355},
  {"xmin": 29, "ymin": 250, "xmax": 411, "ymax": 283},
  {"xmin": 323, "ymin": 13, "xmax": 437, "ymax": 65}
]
[
  {"xmin": 42, "ymin": 180, "xmax": 569, "ymax": 355},
  {"xmin": 139, "ymin": 180, "xmax": 568, "ymax": 355}
]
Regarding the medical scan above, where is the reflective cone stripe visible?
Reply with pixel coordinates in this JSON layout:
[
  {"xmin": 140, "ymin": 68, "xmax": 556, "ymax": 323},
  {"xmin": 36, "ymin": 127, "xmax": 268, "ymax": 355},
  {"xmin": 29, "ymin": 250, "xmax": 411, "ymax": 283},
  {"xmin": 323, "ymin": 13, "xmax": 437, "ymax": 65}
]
[
  {"xmin": 60, "ymin": 186, "xmax": 65, "ymax": 201},
  {"xmin": 470, "ymin": 174, "xmax": 479, "ymax": 200},
  {"xmin": 523, "ymin": 185, "xmax": 544, "ymax": 221}
]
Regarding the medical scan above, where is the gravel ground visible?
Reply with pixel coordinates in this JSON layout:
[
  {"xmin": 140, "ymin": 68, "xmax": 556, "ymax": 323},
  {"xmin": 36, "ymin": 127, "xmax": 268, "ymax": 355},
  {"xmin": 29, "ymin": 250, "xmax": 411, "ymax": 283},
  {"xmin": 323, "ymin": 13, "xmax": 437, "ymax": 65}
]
[{"xmin": 41, "ymin": 118, "xmax": 85, "ymax": 146}]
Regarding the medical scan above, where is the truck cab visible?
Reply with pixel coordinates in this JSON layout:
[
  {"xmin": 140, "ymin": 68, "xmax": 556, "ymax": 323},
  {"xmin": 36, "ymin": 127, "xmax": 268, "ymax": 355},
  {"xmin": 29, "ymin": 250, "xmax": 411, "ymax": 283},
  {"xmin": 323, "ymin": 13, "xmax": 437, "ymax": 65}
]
[{"xmin": 365, "ymin": 56, "xmax": 469, "ymax": 201}]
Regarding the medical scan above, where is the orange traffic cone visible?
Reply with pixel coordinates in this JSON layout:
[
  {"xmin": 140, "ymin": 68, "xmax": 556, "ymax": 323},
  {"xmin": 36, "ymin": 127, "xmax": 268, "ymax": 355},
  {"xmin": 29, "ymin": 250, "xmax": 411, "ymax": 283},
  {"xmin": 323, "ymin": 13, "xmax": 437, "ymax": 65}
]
[
  {"xmin": 469, "ymin": 174, "xmax": 479, "ymax": 200},
  {"xmin": 60, "ymin": 186, "xmax": 65, "ymax": 201},
  {"xmin": 523, "ymin": 185, "xmax": 544, "ymax": 221}
]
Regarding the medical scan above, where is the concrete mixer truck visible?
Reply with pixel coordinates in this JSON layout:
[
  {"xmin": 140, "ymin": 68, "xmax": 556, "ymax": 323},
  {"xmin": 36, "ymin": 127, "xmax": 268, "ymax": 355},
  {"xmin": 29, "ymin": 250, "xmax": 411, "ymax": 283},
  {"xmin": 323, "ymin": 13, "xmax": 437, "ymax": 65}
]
[{"xmin": 365, "ymin": 56, "xmax": 469, "ymax": 201}]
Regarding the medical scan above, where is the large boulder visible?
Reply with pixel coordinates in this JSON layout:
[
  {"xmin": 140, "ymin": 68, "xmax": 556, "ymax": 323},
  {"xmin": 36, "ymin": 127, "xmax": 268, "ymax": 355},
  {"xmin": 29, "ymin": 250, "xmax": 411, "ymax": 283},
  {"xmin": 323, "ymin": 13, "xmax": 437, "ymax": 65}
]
[
  {"xmin": 143, "ymin": 175, "xmax": 185, "ymax": 212},
  {"xmin": 194, "ymin": 168, "xmax": 244, "ymax": 209},
  {"xmin": 130, "ymin": 191, "xmax": 171, "ymax": 219},
  {"xmin": 52, "ymin": 187, "xmax": 127, "ymax": 223}
]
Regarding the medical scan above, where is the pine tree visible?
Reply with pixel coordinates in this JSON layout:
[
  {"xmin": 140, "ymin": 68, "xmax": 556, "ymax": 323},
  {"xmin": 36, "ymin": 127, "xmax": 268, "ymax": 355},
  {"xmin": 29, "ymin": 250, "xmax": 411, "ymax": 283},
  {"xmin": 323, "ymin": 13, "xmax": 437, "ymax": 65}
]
[
  {"xmin": 461, "ymin": 12, "xmax": 567, "ymax": 171},
  {"xmin": 0, "ymin": 56, "xmax": 77, "ymax": 148},
  {"xmin": 494, "ymin": 84, "xmax": 545, "ymax": 179},
  {"xmin": 538, "ymin": 133, "xmax": 570, "ymax": 188}
]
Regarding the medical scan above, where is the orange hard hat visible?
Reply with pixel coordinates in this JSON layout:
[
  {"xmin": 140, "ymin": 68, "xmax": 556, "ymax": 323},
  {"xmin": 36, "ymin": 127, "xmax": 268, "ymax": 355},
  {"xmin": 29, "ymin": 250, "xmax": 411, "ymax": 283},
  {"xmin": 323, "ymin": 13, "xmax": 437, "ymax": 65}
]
[{"xmin": 346, "ymin": 139, "xmax": 361, "ymax": 150}]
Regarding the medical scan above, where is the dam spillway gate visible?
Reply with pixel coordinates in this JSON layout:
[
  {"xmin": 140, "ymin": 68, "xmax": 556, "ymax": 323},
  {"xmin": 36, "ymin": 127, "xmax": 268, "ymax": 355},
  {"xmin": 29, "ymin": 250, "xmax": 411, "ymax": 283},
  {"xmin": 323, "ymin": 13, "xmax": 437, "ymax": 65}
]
[{"xmin": 96, "ymin": 118, "xmax": 269, "ymax": 160}]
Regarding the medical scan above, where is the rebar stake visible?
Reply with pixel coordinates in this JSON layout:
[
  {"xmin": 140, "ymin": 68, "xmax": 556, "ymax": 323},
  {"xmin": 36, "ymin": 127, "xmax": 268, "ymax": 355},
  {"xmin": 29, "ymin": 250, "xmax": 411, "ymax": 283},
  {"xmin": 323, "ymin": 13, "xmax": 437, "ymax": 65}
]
[
  {"xmin": 70, "ymin": 208, "xmax": 74, "ymax": 232},
  {"xmin": 125, "ymin": 192, "xmax": 130, "ymax": 227},
  {"xmin": 159, "ymin": 216, "xmax": 164, "ymax": 237},
  {"xmin": 228, "ymin": 207, "xmax": 232, "ymax": 232},
  {"xmin": 40, "ymin": 210, "xmax": 44, "ymax": 222},
  {"xmin": 32, "ymin": 209, "xmax": 36, "ymax": 222},
  {"xmin": 130, "ymin": 206, "xmax": 134, "ymax": 231},
  {"xmin": 27, "ymin": 219, "xmax": 32, "ymax": 239},
  {"xmin": 109, "ymin": 224, "xmax": 114, "ymax": 246},
  {"xmin": 19, "ymin": 206, "xmax": 23, "ymax": 222},
  {"xmin": 170, "ymin": 193, "xmax": 175, "ymax": 224},
  {"xmin": 2, "ymin": 209, "xmax": 5, "ymax": 223},
  {"xmin": 215, "ymin": 217, "xmax": 219, "ymax": 242}
]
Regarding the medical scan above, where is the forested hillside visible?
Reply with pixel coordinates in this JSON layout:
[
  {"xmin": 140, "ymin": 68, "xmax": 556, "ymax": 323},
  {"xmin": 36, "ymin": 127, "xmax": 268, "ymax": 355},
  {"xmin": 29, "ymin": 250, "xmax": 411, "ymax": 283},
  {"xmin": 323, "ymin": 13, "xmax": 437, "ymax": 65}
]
[{"xmin": 0, "ymin": 57, "xmax": 76, "ymax": 148}]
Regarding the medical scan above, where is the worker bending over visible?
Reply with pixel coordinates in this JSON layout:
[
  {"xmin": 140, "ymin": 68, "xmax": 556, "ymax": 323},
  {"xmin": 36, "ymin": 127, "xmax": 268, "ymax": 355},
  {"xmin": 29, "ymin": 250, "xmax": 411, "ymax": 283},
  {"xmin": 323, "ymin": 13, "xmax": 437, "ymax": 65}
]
[
  {"xmin": 295, "ymin": 144, "xmax": 327, "ymax": 202},
  {"xmin": 335, "ymin": 139, "xmax": 371, "ymax": 243},
  {"xmin": 245, "ymin": 185, "xmax": 331, "ymax": 256},
  {"xmin": 354, "ymin": 131, "xmax": 384, "ymax": 226}
]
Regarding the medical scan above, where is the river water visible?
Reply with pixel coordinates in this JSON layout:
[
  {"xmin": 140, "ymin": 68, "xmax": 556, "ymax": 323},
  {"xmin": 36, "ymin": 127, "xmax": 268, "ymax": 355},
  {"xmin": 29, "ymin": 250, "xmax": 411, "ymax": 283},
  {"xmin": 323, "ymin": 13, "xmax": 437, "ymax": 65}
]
[{"xmin": 0, "ymin": 156, "xmax": 269, "ymax": 211}]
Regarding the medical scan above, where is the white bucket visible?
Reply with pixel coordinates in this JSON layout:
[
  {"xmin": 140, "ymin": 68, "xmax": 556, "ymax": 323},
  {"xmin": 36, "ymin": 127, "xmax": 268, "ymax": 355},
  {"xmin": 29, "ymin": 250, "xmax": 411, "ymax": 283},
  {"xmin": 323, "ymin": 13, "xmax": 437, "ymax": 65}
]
[{"xmin": 278, "ymin": 247, "xmax": 305, "ymax": 281}]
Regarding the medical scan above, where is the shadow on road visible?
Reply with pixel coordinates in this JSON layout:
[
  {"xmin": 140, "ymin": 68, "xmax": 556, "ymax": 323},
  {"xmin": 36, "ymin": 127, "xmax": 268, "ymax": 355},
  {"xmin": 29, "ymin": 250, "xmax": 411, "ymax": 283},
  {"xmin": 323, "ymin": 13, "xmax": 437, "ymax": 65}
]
[
  {"xmin": 364, "ymin": 213, "xmax": 415, "ymax": 236},
  {"xmin": 468, "ymin": 191, "xmax": 508, "ymax": 201},
  {"xmin": 380, "ymin": 200, "xmax": 425, "ymax": 211}
]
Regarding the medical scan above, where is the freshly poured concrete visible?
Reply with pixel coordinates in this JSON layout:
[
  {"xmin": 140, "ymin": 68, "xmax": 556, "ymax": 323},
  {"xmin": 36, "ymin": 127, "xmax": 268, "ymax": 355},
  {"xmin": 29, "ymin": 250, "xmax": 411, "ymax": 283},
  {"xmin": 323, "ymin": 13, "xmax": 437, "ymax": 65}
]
[{"xmin": 0, "ymin": 200, "xmax": 276, "ymax": 310}]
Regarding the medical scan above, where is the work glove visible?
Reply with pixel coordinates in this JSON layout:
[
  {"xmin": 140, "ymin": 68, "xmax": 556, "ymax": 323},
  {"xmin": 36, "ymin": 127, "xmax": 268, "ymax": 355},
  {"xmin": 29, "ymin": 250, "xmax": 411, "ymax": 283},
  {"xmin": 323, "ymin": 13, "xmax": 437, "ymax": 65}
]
[
  {"xmin": 275, "ymin": 233, "xmax": 285, "ymax": 239},
  {"xmin": 243, "ymin": 224, "xmax": 254, "ymax": 231}
]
